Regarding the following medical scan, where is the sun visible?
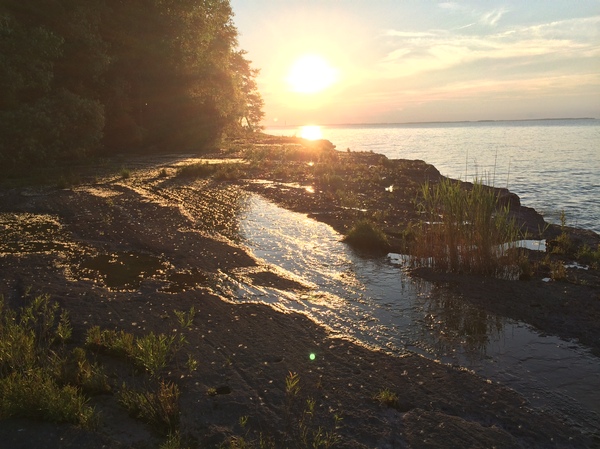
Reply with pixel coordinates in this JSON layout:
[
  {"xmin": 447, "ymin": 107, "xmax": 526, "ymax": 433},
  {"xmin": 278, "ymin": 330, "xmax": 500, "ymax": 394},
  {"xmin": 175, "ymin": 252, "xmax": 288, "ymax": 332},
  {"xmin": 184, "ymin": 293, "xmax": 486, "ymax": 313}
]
[{"xmin": 286, "ymin": 54, "xmax": 338, "ymax": 94}]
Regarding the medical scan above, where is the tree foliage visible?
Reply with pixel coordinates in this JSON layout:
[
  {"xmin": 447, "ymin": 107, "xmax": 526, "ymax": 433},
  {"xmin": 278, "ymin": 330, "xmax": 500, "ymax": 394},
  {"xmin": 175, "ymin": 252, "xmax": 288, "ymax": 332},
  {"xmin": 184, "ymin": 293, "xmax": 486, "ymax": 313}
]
[{"xmin": 0, "ymin": 0, "xmax": 263, "ymax": 169}]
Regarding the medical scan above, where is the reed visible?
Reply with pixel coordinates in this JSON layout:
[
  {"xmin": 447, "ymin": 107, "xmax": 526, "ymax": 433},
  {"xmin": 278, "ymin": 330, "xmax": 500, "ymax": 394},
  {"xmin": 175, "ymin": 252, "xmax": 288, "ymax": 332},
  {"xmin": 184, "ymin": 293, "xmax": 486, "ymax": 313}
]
[{"xmin": 412, "ymin": 178, "xmax": 524, "ymax": 275}]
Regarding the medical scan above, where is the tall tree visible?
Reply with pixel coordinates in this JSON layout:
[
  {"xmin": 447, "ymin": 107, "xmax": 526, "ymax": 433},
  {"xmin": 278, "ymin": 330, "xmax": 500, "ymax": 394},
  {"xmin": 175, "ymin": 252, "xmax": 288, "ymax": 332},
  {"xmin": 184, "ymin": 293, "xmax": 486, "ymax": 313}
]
[
  {"xmin": 0, "ymin": 0, "xmax": 264, "ymax": 168},
  {"xmin": 0, "ymin": 4, "xmax": 105, "ymax": 168}
]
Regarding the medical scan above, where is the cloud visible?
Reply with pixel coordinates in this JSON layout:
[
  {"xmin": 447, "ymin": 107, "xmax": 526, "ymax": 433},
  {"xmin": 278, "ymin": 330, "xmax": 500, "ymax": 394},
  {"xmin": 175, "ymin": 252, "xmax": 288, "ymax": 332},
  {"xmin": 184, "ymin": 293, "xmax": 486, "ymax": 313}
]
[
  {"xmin": 378, "ymin": 15, "xmax": 600, "ymax": 79},
  {"xmin": 455, "ymin": 23, "xmax": 476, "ymax": 31},
  {"xmin": 480, "ymin": 8, "xmax": 509, "ymax": 27},
  {"xmin": 438, "ymin": 2, "xmax": 464, "ymax": 11},
  {"xmin": 384, "ymin": 30, "xmax": 437, "ymax": 38}
]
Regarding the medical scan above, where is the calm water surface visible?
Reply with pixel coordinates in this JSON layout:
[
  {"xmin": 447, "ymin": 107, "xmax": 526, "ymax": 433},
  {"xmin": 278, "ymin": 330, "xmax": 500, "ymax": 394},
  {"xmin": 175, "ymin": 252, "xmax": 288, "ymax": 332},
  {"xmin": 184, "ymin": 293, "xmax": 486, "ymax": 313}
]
[
  {"xmin": 267, "ymin": 119, "xmax": 600, "ymax": 233},
  {"xmin": 235, "ymin": 194, "xmax": 600, "ymax": 434}
]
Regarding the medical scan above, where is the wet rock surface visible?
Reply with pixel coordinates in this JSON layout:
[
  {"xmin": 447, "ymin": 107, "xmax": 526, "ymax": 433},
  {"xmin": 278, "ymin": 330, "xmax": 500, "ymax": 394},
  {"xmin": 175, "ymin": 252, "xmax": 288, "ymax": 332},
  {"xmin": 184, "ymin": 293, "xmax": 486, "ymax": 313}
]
[{"xmin": 0, "ymin": 142, "xmax": 599, "ymax": 448}]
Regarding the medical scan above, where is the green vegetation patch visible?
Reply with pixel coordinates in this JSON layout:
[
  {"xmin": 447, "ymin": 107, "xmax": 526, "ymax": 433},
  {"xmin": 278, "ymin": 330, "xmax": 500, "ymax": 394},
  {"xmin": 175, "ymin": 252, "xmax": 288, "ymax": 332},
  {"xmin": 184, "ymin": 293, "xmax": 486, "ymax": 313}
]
[
  {"xmin": 85, "ymin": 327, "xmax": 184, "ymax": 377},
  {"xmin": 177, "ymin": 162, "xmax": 244, "ymax": 181},
  {"xmin": 0, "ymin": 295, "xmax": 95, "ymax": 426},
  {"xmin": 343, "ymin": 219, "xmax": 391, "ymax": 254}
]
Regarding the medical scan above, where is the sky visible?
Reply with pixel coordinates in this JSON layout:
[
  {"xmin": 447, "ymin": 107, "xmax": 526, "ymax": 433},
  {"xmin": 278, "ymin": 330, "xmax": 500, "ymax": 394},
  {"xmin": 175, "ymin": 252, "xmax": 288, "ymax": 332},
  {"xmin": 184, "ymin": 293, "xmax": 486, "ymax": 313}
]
[{"xmin": 229, "ymin": 1, "xmax": 600, "ymax": 126}]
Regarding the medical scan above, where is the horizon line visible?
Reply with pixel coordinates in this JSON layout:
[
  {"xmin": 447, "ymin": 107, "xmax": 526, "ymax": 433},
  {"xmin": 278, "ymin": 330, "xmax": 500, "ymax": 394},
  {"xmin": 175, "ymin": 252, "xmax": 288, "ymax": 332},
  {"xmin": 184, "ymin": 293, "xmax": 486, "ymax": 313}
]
[{"xmin": 266, "ymin": 117, "xmax": 598, "ymax": 128}]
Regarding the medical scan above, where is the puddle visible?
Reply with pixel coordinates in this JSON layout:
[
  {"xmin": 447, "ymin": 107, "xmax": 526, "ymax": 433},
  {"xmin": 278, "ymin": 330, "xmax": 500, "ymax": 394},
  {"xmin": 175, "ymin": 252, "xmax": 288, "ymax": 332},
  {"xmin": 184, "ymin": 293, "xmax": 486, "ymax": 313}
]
[
  {"xmin": 502, "ymin": 239, "xmax": 546, "ymax": 252},
  {"xmin": 0, "ymin": 213, "xmax": 75, "ymax": 254},
  {"xmin": 78, "ymin": 252, "xmax": 167, "ymax": 291},
  {"xmin": 162, "ymin": 268, "xmax": 210, "ymax": 293},
  {"xmin": 0, "ymin": 211, "xmax": 213, "ymax": 293},
  {"xmin": 236, "ymin": 194, "xmax": 600, "ymax": 429},
  {"xmin": 248, "ymin": 179, "xmax": 315, "ymax": 194}
]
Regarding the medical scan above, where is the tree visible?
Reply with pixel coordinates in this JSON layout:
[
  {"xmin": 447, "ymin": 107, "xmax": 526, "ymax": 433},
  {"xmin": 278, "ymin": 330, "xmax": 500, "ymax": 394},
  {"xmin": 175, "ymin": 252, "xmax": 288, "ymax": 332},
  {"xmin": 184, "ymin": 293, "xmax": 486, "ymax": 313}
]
[
  {"xmin": 0, "ymin": 0, "xmax": 264, "ymax": 168},
  {"xmin": 230, "ymin": 50, "xmax": 265, "ymax": 133},
  {"xmin": 0, "ymin": 7, "xmax": 104, "ymax": 168}
]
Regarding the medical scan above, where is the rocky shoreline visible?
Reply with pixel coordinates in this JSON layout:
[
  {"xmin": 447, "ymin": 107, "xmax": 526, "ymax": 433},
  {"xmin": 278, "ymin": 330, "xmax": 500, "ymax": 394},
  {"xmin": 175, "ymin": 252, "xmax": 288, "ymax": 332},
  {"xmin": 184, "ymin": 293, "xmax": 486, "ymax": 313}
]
[{"xmin": 0, "ymin": 136, "xmax": 599, "ymax": 448}]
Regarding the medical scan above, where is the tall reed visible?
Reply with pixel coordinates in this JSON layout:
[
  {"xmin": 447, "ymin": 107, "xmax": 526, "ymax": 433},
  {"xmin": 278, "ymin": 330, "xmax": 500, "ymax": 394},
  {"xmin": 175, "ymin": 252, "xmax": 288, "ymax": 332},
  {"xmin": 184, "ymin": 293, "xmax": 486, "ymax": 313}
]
[{"xmin": 413, "ymin": 178, "xmax": 524, "ymax": 275}]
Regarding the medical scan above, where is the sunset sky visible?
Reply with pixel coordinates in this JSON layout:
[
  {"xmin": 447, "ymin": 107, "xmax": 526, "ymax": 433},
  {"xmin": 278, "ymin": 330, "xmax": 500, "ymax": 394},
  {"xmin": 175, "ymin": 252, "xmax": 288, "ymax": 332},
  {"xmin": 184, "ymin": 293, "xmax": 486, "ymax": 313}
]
[{"xmin": 230, "ymin": 1, "xmax": 600, "ymax": 126}]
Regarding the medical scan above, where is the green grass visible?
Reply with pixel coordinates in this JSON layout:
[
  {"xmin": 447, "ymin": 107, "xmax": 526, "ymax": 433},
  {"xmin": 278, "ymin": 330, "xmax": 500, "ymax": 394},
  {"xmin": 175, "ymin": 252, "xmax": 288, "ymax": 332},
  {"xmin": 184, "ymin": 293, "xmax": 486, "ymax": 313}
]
[
  {"xmin": 177, "ymin": 161, "xmax": 216, "ymax": 178},
  {"xmin": 159, "ymin": 432, "xmax": 189, "ymax": 449},
  {"xmin": 576, "ymin": 244, "xmax": 600, "ymax": 269},
  {"xmin": 0, "ymin": 295, "xmax": 96, "ymax": 426},
  {"xmin": 119, "ymin": 379, "xmax": 180, "ymax": 433},
  {"xmin": 226, "ymin": 372, "xmax": 341, "ymax": 448},
  {"xmin": 1, "ymin": 369, "xmax": 95, "ymax": 425},
  {"xmin": 85, "ymin": 326, "xmax": 184, "ymax": 377},
  {"xmin": 373, "ymin": 388, "xmax": 399, "ymax": 408},
  {"xmin": 343, "ymin": 219, "xmax": 390, "ymax": 253},
  {"xmin": 1, "ymin": 293, "xmax": 192, "ymax": 437},
  {"xmin": 120, "ymin": 167, "xmax": 131, "ymax": 179},
  {"xmin": 176, "ymin": 162, "xmax": 244, "ymax": 181}
]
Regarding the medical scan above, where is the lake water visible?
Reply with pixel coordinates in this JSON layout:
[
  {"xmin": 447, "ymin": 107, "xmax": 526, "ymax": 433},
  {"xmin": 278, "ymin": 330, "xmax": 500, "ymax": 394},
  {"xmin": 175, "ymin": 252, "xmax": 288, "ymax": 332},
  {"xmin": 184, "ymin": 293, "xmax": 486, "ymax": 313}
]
[{"xmin": 266, "ymin": 119, "xmax": 600, "ymax": 234}]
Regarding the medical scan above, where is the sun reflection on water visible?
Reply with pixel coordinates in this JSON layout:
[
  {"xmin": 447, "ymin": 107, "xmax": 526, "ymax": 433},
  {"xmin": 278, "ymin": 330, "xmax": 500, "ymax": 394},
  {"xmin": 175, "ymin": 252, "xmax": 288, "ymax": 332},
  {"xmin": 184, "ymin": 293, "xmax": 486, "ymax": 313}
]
[{"xmin": 299, "ymin": 125, "xmax": 323, "ymax": 140}]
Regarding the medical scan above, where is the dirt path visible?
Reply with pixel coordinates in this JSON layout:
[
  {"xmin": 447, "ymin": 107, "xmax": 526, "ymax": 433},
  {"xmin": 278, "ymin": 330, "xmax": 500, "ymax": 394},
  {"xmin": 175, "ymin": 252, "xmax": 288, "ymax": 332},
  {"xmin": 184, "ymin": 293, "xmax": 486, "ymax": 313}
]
[{"xmin": 0, "ymin": 151, "xmax": 598, "ymax": 448}]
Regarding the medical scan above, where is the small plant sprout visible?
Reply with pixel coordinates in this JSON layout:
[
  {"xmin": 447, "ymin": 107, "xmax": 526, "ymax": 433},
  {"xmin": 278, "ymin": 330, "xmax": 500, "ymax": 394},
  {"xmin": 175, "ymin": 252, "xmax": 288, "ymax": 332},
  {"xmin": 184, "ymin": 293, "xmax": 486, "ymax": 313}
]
[
  {"xmin": 174, "ymin": 306, "xmax": 196, "ymax": 329},
  {"xmin": 206, "ymin": 387, "xmax": 217, "ymax": 397},
  {"xmin": 285, "ymin": 371, "xmax": 301, "ymax": 397},
  {"xmin": 239, "ymin": 415, "xmax": 249, "ymax": 428},
  {"xmin": 185, "ymin": 354, "xmax": 198, "ymax": 372},
  {"xmin": 374, "ymin": 388, "xmax": 399, "ymax": 408}
]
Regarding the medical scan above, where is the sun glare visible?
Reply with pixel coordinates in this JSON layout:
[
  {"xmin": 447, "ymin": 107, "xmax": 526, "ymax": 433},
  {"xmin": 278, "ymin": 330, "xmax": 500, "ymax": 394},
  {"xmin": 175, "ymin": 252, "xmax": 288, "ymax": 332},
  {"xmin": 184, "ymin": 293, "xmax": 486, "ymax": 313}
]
[
  {"xmin": 298, "ymin": 125, "xmax": 323, "ymax": 140},
  {"xmin": 287, "ymin": 55, "xmax": 338, "ymax": 94}
]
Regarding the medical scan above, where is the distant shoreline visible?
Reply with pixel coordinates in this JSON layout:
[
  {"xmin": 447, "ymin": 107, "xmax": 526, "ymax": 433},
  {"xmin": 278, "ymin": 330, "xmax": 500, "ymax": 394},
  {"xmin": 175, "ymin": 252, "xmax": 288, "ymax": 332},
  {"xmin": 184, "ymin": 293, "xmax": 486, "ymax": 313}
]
[{"xmin": 267, "ymin": 117, "xmax": 597, "ymax": 128}]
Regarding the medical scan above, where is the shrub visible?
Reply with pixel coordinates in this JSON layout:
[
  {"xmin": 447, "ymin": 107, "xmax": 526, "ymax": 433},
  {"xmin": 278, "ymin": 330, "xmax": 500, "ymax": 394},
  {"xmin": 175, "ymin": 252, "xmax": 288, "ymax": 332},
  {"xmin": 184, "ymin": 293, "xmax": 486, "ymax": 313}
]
[
  {"xmin": 343, "ymin": 220, "xmax": 390, "ymax": 253},
  {"xmin": 134, "ymin": 333, "xmax": 183, "ymax": 376}
]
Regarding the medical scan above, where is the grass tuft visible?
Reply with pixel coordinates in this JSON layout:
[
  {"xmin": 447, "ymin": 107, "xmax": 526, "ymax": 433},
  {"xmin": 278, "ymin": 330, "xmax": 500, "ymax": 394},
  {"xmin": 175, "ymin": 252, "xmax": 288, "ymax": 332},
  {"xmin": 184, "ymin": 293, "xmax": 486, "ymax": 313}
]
[
  {"xmin": 374, "ymin": 388, "xmax": 399, "ymax": 408},
  {"xmin": 85, "ymin": 327, "xmax": 183, "ymax": 376},
  {"xmin": 119, "ymin": 380, "xmax": 180, "ymax": 433},
  {"xmin": 343, "ymin": 219, "xmax": 390, "ymax": 253}
]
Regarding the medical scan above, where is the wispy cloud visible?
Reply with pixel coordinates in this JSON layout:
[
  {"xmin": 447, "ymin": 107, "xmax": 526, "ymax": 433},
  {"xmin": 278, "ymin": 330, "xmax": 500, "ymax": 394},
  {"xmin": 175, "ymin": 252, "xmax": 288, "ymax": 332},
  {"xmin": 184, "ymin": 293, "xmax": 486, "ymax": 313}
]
[
  {"xmin": 480, "ymin": 8, "xmax": 509, "ymax": 27},
  {"xmin": 384, "ymin": 30, "xmax": 437, "ymax": 38},
  {"xmin": 377, "ymin": 15, "xmax": 600, "ymax": 79},
  {"xmin": 455, "ymin": 23, "xmax": 476, "ymax": 31},
  {"xmin": 438, "ymin": 2, "xmax": 463, "ymax": 11}
]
